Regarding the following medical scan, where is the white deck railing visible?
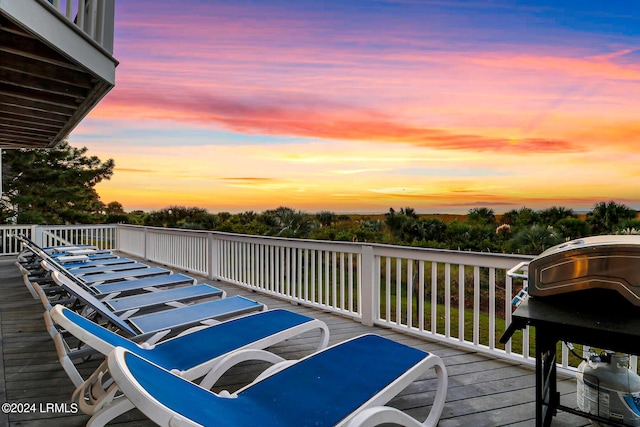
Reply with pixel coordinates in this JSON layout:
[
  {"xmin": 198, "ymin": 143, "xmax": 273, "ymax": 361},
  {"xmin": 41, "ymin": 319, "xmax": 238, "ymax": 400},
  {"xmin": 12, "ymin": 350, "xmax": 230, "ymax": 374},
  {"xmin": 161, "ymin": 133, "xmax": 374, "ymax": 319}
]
[
  {"xmin": 1, "ymin": 224, "xmax": 117, "ymax": 252},
  {"xmin": 39, "ymin": 224, "xmax": 118, "ymax": 249},
  {"xmin": 113, "ymin": 225, "xmax": 540, "ymax": 366},
  {"xmin": 116, "ymin": 226, "xmax": 210, "ymax": 276},
  {"xmin": 213, "ymin": 232, "xmax": 364, "ymax": 318},
  {"xmin": 47, "ymin": 0, "xmax": 115, "ymax": 54},
  {"xmin": 0, "ymin": 225, "xmax": 38, "ymax": 255},
  {"xmin": 5, "ymin": 223, "xmax": 612, "ymax": 371}
]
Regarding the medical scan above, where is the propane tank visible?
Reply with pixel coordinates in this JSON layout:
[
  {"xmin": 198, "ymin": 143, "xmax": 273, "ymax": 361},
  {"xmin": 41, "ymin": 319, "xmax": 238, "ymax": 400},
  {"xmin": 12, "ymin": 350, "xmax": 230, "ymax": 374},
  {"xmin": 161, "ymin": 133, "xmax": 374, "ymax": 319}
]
[{"xmin": 577, "ymin": 352, "xmax": 640, "ymax": 426}]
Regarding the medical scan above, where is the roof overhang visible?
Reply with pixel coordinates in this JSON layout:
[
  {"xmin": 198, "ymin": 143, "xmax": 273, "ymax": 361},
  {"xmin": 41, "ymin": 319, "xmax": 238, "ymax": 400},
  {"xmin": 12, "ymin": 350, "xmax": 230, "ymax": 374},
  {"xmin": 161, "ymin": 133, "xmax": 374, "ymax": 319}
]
[{"xmin": 0, "ymin": 0, "xmax": 117, "ymax": 148}]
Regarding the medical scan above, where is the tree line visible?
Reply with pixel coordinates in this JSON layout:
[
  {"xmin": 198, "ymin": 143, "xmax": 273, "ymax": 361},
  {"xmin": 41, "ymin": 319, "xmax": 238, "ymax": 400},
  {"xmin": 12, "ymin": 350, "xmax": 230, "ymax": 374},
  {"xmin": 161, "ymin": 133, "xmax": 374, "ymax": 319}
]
[
  {"xmin": 127, "ymin": 202, "xmax": 639, "ymax": 255},
  {"xmin": 1, "ymin": 142, "xmax": 638, "ymax": 255}
]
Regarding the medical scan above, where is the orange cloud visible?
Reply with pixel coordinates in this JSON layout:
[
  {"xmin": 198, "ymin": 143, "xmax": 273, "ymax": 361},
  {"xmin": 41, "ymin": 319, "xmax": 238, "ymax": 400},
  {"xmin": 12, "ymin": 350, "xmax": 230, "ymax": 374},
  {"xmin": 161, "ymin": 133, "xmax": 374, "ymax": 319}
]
[
  {"xmin": 469, "ymin": 50, "xmax": 640, "ymax": 82},
  {"xmin": 95, "ymin": 89, "xmax": 582, "ymax": 154},
  {"xmin": 116, "ymin": 167, "xmax": 155, "ymax": 173}
]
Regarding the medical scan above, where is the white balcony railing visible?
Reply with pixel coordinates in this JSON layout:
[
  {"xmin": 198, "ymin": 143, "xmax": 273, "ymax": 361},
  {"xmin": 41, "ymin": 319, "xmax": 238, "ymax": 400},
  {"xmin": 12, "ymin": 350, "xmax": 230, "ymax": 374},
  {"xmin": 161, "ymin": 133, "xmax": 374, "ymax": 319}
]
[
  {"xmin": 8, "ymin": 223, "xmax": 636, "ymax": 373},
  {"xmin": 1, "ymin": 224, "xmax": 118, "ymax": 253},
  {"xmin": 47, "ymin": 0, "xmax": 115, "ymax": 54}
]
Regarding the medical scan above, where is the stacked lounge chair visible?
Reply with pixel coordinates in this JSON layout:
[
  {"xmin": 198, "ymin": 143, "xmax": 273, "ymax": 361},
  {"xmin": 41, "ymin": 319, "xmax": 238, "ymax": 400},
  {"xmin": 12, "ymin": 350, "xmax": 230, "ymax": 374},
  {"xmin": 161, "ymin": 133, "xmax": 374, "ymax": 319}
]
[
  {"xmin": 15, "ymin": 235, "xmax": 265, "ymax": 341},
  {"xmin": 12, "ymin": 234, "xmax": 448, "ymax": 427}
]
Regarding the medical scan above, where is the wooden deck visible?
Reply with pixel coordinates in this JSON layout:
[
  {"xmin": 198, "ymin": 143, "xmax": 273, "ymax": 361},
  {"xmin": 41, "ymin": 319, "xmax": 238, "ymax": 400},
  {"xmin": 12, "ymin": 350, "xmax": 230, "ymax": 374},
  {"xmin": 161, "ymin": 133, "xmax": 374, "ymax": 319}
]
[{"xmin": 0, "ymin": 256, "xmax": 590, "ymax": 427}]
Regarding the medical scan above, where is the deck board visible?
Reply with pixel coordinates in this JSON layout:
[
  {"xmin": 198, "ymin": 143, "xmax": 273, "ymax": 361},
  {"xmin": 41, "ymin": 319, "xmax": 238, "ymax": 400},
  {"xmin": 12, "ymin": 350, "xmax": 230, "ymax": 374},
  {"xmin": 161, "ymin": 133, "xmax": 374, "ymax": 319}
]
[{"xmin": 0, "ymin": 256, "xmax": 591, "ymax": 426}]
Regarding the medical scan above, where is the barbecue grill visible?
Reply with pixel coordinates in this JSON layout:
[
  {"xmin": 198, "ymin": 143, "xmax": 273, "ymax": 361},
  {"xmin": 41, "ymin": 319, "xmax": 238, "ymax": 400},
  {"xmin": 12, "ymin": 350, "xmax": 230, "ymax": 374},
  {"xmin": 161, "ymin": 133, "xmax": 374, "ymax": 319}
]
[
  {"xmin": 508, "ymin": 235, "xmax": 640, "ymax": 307},
  {"xmin": 506, "ymin": 235, "xmax": 640, "ymax": 426}
]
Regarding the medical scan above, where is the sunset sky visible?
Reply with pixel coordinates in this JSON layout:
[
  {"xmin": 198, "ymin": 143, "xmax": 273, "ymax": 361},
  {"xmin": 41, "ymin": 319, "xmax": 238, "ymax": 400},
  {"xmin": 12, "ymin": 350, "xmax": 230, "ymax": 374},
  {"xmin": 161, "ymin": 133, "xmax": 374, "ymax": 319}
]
[{"xmin": 71, "ymin": 0, "xmax": 640, "ymax": 214}]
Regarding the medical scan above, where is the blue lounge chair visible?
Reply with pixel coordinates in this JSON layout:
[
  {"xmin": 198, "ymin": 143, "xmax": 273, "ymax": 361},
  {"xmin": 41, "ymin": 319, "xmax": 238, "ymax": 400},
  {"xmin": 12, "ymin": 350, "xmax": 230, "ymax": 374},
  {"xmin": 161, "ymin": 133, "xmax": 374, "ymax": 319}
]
[
  {"xmin": 52, "ymin": 248, "xmax": 112, "ymax": 256},
  {"xmin": 41, "ymin": 259, "xmax": 200, "ymax": 301},
  {"xmin": 32, "ymin": 261, "xmax": 203, "ymax": 306},
  {"xmin": 41, "ymin": 257, "xmax": 172, "ymax": 287},
  {"xmin": 48, "ymin": 304, "xmax": 329, "ymax": 427},
  {"xmin": 14, "ymin": 234, "xmax": 112, "ymax": 264},
  {"xmin": 107, "ymin": 334, "xmax": 447, "ymax": 427},
  {"xmin": 14, "ymin": 260, "xmax": 57, "ymax": 299},
  {"xmin": 61, "ymin": 262, "xmax": 151, "ymax": 277},
  {"xmin": 33, "ymin": 274, "xmax": 224, "ymax": 319},
  {"xmin": 22, "ymin": 239, "xmax": 232, "ymax": 329},
  {"xmin": 105, "ymin": 285, "xmax": 224, "ymax": 315},
  {"xmin": 54, "ymin": 252, "xmax": 118, "ymax": 263},
  {"xmin": 16, "ymin": 241, "xmax": 107, "ymax": 263},
  {"xmin": 15, "ymin": 235, "xmax": 118, "ymax": 293},
  {"xmin": 63, "ymin": 257, "xmax": 137, "ymax": 269},
  {"xmin": 50, "ymin": 270, "xmax": 263, "ymax": 339},
  {"xmin": 78, "ymin": 267, "xmax": 172, "ymax": 285},
  {"xmin": 93, "ymin": 274, "xmax": 198, "ymax": 297},
  {"xmin": 38, "ymin": 253, "xmax": 230, "ymax": 324},
  {"xmin": 48, "ymin": 245, "xmax": 97, "ymax": 253}
]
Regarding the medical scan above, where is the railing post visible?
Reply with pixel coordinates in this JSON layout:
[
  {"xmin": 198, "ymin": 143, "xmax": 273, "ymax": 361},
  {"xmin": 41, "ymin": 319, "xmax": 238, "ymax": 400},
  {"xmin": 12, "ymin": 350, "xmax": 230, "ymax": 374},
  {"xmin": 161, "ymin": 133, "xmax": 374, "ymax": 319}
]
[
  {"xmin": 32, "ymin": 225, "xmax": 43, "ymax": 247},
  {"xmin": 143, "ymin": 227, "xmax": 149, "ymax": 261},
  {"xmin": 101, "ymin": 0, "xmax": 115, "ymax": 53},
  {"xmin": 112, "ymin": 224, "xmax": 118, "ymax": 251},
  {"xmin": 77, "ymin": 0, "xmax": 86, "ymax": 30},
  {"xmin": 208, "ymin": 233, "xmax": 219, "ymax": 280},
  {"xmin": 360, "ymin": 245, "xmax": 376, "ymax": 327}
]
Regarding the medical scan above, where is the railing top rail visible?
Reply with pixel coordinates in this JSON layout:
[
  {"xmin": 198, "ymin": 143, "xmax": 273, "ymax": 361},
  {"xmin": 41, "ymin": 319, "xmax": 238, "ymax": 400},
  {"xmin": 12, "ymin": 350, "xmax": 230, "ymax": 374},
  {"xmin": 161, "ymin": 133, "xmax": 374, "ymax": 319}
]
[
  {"xmin": 116, "ymin": 224, "xmax": 534, "ymax": 264},
  {"xmin": 121, "ymin": 224, "xmax": 365, "ymax": 253},
  {"xmin": 39, "ymin": 0, "xmax": 116, "ymax": 56},
  {"xmin": 371, "ymin": 244, "xmax": 533, "ymax": 268},
  {"xmin": 39, "ymin": 224, "xmax": 118, "ymax": 230}
]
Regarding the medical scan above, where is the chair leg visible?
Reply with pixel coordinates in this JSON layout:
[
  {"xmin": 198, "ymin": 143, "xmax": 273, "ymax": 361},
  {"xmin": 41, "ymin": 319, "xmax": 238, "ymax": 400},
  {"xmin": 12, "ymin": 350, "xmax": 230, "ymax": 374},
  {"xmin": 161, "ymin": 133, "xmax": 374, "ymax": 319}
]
[
  {"xmin": 73, "ymin": 359, "xmax": 138, "ymax": 426},
  {"xmin": 86, "ymin": 399, "xmax": 136, "ymax": 427},
  {"xmin": 345, "ymin": 354, "xmax": 448, "ymax": 427},
  {"xmin": 423, "ymin": 360, "xmax": 448, "ymax": 427}
]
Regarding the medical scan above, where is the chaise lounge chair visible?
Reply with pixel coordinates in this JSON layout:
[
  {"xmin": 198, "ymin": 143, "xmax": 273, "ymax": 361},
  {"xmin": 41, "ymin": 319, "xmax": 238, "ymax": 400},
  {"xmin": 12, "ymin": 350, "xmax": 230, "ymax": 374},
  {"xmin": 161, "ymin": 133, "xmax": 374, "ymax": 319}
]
[
  {"xmin": 60, "ymin": 261, "xmax": 151, "ymax": 277},
  {"xmin": 48, "ymin": 270, "xmax": 263, "ymax": 339},
  {"xmin": 27, "ymin": 262, "xmax": 208, "ymax": 311},
  {"xmin": 107, "ymin": 334, "xmax": 447, "ymax": 427},
  {"xmin": 15, "ymin": 236, "xmax": 118, "ymax": 295},
  {"xmin": 48, "ymin": 304, "xmax": 330, "ymax": 426},
  {"xmin": 40, "ymin": 253, "xmax": 247, "ymax": 328},
  {"xmin": 16, "ymin": 241, "xmax": 106, "ymax": 263},
  {"xmin": 41, "ymin": 261, "xmax": 224, "ymax": 315},
  {"xmin": 93, "ymin": 274, "xmax": 200, "ymax": 297},
  {"xmin": 73, "ymin": 267, "xmax": 173, "ymax": 286},
  {"xmin": 63, "ymin": 257, "xmax": 138, "ymax": 270}
]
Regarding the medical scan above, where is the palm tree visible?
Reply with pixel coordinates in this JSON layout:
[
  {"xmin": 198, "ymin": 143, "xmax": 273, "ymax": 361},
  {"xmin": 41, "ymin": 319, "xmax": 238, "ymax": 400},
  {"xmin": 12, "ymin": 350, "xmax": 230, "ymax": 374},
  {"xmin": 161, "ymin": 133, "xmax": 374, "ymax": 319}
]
[
  {"xmin": 269, "ymin": 206, "xmax": 315, "ymax": 238},
  {"xmin": 538, "ymin": 206, "xmax": 576, "ymax": 226},
  {"xmin": 500, "ymin": 207, "xmax": 540, "ymax": 227},
  {"xmin": 511, "ymin": 224, "xmax": 562, "ymax": 255},
  {"xmin": 315, "ymin": 211, "xmax": 336, "ymax": 227},
  {"xmin": 587, "ymin": 201, "xmax": 636, "ymax": 234},
  {"xmin": 467, "ymin": 207, "xmax": 496, "ymax": 225}
]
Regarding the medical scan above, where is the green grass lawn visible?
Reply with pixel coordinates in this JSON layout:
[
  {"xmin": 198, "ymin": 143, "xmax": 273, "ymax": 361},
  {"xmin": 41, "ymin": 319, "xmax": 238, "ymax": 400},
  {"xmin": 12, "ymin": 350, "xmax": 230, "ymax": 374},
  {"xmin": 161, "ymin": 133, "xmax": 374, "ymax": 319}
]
[{"xmin": 379, "ymin": 293, "xmax": 589, "ymax": 368}]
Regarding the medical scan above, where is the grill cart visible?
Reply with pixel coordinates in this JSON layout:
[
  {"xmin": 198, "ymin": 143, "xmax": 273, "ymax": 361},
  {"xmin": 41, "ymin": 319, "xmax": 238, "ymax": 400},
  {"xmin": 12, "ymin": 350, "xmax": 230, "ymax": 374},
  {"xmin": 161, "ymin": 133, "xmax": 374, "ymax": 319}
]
[{"xmin": 501, "ymin": 236, "xmax": 640, "ymax": 427}]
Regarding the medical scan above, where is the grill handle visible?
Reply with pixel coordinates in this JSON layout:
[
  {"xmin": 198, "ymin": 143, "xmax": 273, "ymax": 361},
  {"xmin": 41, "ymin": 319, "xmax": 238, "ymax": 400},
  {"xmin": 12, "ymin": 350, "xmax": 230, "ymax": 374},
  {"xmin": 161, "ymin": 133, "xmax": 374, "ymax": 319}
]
[{"xmin": 507, "ymin": 261, "xmax": 529, "ymax": 280}]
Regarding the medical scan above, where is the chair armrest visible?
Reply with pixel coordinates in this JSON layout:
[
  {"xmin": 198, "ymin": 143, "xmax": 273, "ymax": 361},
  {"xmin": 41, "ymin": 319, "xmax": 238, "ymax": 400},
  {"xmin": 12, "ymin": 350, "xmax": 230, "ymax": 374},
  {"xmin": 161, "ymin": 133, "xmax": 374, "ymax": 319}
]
[{"xmin": 198, "ymin": 348, "xmax": 285, "ymax": 390}]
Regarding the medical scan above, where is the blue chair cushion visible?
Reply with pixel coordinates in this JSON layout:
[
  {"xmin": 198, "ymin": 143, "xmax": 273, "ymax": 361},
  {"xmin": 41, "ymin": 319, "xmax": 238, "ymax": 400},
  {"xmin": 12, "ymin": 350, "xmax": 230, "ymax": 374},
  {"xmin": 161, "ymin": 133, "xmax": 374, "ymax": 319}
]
[
  {"xmin": 61, "ymin": 308, "xmax": 315, "ymax": 372},
  {"xmin": 93, "ymin": 274, "xmax": 195, "ymax": 294},
  {"xmin": 106, "ymin": 284, "xmax": 223, "ymax": 312},
  {"xmin": 128, "ymin": 296, "xmax": 262, "ymax": 333},
  {"xmin": 124, "ymin": 334, "xmax": 428, "ymax": 426}
]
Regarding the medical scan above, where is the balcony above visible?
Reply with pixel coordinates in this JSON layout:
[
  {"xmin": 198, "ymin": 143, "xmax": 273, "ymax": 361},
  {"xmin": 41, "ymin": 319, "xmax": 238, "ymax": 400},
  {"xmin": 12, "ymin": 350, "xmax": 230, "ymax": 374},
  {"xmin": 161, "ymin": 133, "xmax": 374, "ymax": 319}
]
[{"xmin": 0, "ymin": 0, "xmax": 117, "ymax": 148}]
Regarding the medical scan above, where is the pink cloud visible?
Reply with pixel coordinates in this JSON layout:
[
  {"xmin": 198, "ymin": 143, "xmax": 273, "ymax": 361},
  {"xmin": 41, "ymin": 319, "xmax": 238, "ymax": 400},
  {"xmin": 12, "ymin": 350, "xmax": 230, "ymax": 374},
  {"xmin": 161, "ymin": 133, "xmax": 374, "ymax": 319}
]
[
  {"xmin": 96, "ymin": 88, "xmax": 581, "ymax": 154},
  {"xmin": 105, "ymin": 2, "xmax": 640, "ymax": 157},
  {"xmin": 469, "ymin": 50, "xmax": 640, "ymax": 81}
]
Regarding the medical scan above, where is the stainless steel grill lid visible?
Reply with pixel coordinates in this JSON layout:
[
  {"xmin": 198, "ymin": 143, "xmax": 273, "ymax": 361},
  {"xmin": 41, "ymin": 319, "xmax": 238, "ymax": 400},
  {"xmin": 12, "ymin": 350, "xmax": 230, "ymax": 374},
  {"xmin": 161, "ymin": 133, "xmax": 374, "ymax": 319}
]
[{"xmin": 525, "ymin": 235, "xmax": 640, "ymax": 306}]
